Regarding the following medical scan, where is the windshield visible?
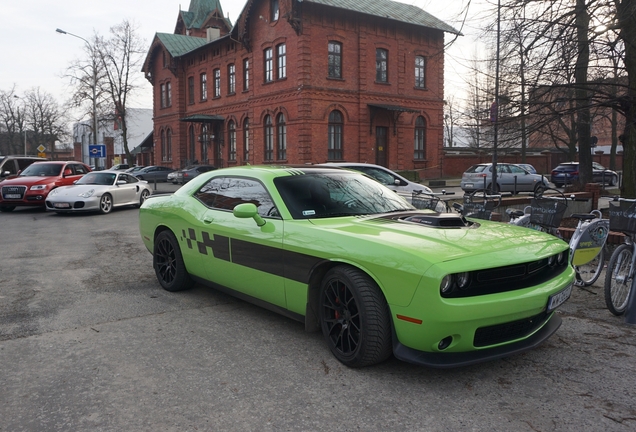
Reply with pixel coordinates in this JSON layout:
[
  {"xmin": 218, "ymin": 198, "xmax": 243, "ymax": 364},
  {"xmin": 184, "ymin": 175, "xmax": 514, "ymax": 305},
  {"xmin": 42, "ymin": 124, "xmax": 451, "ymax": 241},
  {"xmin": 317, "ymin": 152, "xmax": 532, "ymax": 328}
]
[
  {"xmin": 76, "ymin": 172, "xmax": 117, "ymax": 185},
  {"xmin": 274, "ymin": 171, "xmax": 414, "ymax": 219},
  {"xmin": 20, "ymin": 163, "xmax": 63, "ymax": 177}
]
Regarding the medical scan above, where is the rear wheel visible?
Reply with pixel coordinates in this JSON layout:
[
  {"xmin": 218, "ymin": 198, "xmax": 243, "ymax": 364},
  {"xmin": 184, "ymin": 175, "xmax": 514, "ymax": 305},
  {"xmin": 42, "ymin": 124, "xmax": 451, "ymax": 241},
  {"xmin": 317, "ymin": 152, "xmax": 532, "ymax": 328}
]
[
  {"xmin": 534, "ymin": 184, "xmax": 546, "ymax": 196},
  {"xmin": 604, "ymin": 244, "xmax": 633, "ymax": 315},
  {"xmin": 575, "ymin": 247, "xmax": 605, "ymax": 286},
  {"xmin": 99, "ymin": 193, "xmax": 113, "ymax": 214},
  {"xmin": 486, "ymin": 183, "xmax": 500, "ymax": 193},
  {"xmin": 610, "ymin": 175, "xmax": 618, "ymax": 186},
  {"xmin": 138, "ymin": 189, "xmax": 150, "ymax": 207},
  {"xmin": 319, "ymin": 266, "xmax": 392, "ymax": 367},
  {"xmin": 153, "ymin": 230, "xmax": 195, "ymax": 292}
]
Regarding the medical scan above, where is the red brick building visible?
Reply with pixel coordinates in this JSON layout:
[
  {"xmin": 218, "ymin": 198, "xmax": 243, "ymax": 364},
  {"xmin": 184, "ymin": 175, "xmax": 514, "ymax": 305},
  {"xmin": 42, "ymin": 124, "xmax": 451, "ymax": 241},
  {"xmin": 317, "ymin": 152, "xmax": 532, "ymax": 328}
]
[{"xmin": 142, "ymin": 0, "xmax": 459, "ymax": 179}]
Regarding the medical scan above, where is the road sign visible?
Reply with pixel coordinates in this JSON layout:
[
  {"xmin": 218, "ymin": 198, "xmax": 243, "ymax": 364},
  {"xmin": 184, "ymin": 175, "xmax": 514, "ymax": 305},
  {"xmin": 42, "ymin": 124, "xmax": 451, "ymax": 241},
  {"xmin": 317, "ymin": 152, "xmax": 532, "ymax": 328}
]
[
  {"xmin": 89, "ymin": 145, "xmax": 106, "ymax": 158},
  {"xmin": 38, "ymin": 152, "xmax": 46, "ymax": 158},
  {"xmin": 37, "ymin": 145, "xmax": 46, "ymax": 153}
]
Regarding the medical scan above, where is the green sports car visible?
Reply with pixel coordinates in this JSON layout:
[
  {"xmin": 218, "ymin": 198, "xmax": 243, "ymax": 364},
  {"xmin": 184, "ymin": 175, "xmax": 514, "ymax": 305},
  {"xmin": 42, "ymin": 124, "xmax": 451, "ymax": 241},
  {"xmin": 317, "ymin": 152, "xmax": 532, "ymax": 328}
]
[{"xmin": 139, "ymin": 165, "xmax": 575, "ymax": 368}]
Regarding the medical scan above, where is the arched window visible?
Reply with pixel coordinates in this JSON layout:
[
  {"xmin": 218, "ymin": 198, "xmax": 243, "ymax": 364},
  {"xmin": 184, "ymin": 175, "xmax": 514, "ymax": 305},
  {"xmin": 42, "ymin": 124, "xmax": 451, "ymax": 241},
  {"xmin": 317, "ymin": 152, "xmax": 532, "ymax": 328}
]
[
  {"xmin": 160, "ymin": 129, "xmax": 166, "ymax": 161},
  {"xmin": 166, "ymin": 128, "xmax": 172, "ymax": 161},
  {"xmin": 243, "ymin": 118, "xmax": 250, "ymax": 162},
  {"xmin": 228, "ymin": 120, "xmax": 237, "ymax": 161},
  {"xmin": 264, "ymin": 115, "xmax": 273, "ymax": 161},
  {"xmin": 276, "ymin": 113, "xmax": 286, "ymax": 160},
  {"xmin": 328, "ymin": 110, "xmax": 343, "ymax": 160},
  {"xmin": 189, "ymin": 126, "xmax": 196, "ymax": 164},
  {"xmin": 414, "ymin": 116, "xmax": 426, "ymax": 160}
]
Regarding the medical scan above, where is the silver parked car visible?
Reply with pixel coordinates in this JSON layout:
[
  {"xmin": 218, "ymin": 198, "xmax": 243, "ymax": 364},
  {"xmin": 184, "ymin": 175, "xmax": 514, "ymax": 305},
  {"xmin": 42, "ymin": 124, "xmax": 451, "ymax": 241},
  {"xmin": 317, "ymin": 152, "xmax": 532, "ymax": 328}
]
[
  {"xmin": 323, "ymin": 162, "xmax": 433, "ymax": 194},
  {"xmin": 461, "ymin": 163, "xmax": 549, "ymax": 194},
  {"xmin": 45, "ymin": 171, "xmax": 152, "ymax": 214}
]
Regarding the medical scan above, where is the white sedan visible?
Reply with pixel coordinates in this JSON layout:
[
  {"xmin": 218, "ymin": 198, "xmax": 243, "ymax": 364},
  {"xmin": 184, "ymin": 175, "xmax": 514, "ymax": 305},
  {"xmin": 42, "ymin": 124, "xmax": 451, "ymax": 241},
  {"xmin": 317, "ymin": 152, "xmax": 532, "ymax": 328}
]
[{"xmin": 45, "ymin": 171, "xmax": 152, "ymax": 214}]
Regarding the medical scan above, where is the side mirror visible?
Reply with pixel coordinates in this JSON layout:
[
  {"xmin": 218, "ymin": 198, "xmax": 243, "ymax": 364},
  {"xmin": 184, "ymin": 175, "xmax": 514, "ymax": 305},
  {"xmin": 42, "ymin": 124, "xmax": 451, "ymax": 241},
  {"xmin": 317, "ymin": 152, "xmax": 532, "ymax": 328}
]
[
  {"xmin": 233, "ymin": 203, "xmax": 266, "ymax": 227},
  {"xmin": 117, "ymin": 180, "xmax": 127, "ymax": 185}
]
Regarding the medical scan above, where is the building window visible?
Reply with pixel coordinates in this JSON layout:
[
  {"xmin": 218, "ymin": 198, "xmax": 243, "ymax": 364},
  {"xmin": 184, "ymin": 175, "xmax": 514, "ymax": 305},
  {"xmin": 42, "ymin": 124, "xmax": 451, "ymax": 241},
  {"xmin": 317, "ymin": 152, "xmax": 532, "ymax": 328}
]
[
  {"xmin": 264, "ymin": 48, "xmax": 273, "ymax": 83},
  {"xmin": 414, "ymin": 116, "xmax": 426, "ymax": 160},
  {"xmin": 328, "ymin": 41, "xmax": 342, "ymax": 78},
  {"xmin": 213, "ymin": 69, "xmax": 221, "ymax": 97},
  {"xmin": 415, "ymin": 56, "xmax": 426, "ymax": 89},
  {"xmin": 188, "ymin": 77, "xmax": 195, "ymax": 104},
  {"xmin": 161, "ymin": 129, "xmax": 166, "ymax": 160},
  {"xmin": 243, "ymin": 58, "xmax": 250, "ymax": 91},
  {"xmin": 328, "ymin": 110, "xmax": 343, "ymax": 160},
  {"xmin": 166, "ymin": 82, "xmax": 172, "ymax": 107},
  {"xmin": 276, "ymin": 113, "xmax": 286, "ymax": 160},
  {"xmin": 264, "ymin": 115, "xmax": 273, "ymax": 161},
  {"xmin": 201, "ymin": 125, "xmax": 209, "ymax": 162},
  {"xmin": 376, "ymin": 49, "xmax": 388, "ymax": 83},
  {"xmin": 228, "ymin": 121, "xmax": 237, "ymax": 161},
  {"xmin": 201, "ymin": 73, "xmax": 207, "ymax": 100},
  {"xmin": 189, "ymin": 126, "xmax": 196, "ymax": 163},
  {"xmin": 166, "ymin": 129, "xmax": 172, "ymax": 161},
  {"xmin": 160, "ymin": 84, "xmax": 166, "ymax": 108},
  {"xmin": 243, "ymin": 118, "xmax": 250, "ymax": 162},
  {"xmin": 228, "ymin": 64, "xmax": 236, "ymax": 94},
  {"xmin": 271, "ymin": 0, "xmax": 279, "ymax": 21},
  {"xmin": 277, "ymin": 44, "xmax": 286, "ymax": 79}
]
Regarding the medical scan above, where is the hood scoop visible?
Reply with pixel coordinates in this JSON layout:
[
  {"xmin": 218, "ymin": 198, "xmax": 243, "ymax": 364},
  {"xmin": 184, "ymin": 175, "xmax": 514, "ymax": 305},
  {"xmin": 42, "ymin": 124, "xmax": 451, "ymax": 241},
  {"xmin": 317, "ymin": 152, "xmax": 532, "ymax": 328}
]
[{"xmin": 401, "ymin": 213, "xmax": 471, "ymax": 228}]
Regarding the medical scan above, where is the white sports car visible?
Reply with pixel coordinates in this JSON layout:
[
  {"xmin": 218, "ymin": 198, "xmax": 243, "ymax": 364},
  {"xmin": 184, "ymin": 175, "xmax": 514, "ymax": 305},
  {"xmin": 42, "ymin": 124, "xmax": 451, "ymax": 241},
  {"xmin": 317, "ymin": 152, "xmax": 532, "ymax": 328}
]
[{"xmin": 45, "ymin": 171, "xmax": 152, "ymax": 214}]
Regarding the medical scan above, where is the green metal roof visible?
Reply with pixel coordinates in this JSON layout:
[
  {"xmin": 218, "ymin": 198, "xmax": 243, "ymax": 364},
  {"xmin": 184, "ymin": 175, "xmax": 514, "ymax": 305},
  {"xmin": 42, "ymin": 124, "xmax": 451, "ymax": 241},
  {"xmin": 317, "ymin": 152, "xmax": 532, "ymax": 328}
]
[
  {"xmin": 301, "ymin": 0, "xmax": 461, "ymax": 35},
  {"xmin": 156, "ymin": 33, "xmax": 209, "ymax": 57},
  {"xmin": 181, "ymin": 0, "xmax": 230, "ymax": 29}
]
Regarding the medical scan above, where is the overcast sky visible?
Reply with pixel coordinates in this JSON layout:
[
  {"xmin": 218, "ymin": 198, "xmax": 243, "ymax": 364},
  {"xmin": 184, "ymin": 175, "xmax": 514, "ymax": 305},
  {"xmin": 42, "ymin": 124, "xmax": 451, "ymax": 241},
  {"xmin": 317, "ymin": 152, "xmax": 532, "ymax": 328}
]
[{"xmin": 1, "ymin": 0, "xmax": 487, "ymax": 120}]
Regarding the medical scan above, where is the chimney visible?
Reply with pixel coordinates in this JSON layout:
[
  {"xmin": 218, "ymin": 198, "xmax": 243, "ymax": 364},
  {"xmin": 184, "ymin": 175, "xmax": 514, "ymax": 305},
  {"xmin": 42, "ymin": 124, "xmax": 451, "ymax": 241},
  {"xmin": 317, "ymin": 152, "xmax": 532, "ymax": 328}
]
[{"xmin": 207, "ymin": 27, "xmax": 220, "ymax": 42}]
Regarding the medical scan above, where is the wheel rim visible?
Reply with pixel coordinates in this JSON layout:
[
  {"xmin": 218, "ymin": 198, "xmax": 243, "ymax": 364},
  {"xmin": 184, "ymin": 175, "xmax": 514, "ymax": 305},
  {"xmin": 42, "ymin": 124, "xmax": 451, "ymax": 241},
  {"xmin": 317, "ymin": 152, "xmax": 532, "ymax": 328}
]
[
  {"xmin": 576, "ymin": 250, "xmax": 604, "ymax": 285},
  {"xmin": 322, "ymin": 278, "xmax": 361, "ymax": 357},
  {"xmin": 141, "ymin": 190, "xmax": 149, "ymax": 204},
  {"xmin": 609, "ymin": 249, "xmax": 632, "ymax": 312},
  {"xmin": 155, "ymin": 236, "xmax": 177, "ymax": 285},
  {"xmin": 101, "ymin": 195, "xmax": 112, "ymax": 212}
]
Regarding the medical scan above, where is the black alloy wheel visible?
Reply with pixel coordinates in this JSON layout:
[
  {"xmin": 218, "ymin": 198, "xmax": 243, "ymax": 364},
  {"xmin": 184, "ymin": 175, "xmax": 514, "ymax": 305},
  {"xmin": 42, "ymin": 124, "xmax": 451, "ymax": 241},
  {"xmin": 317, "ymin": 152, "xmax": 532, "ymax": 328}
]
[{"xmin": 153, "ymin": 230, "xmax": 195, "ymax": 292}]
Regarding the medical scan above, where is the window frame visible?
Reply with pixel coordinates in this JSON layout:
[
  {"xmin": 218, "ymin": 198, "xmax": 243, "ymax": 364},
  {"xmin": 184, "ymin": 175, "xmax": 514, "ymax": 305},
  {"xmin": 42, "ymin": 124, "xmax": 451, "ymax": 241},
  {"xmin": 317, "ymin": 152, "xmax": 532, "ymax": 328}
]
[
  {"xmin": 213, "ymin": 68, "xmax": 221, "ymax": 98},
  {"xmin": 264, "ymin": 48, "xmax": 274, "ymax": 83},
  {"xmin": 376, "ymin": 48, "xmax": 388, "ymax": 83},
  {"xmin": 415, "ymin": 56, "xmax": 426, "ymax": 89},
  {"xmin": 264, "ymin": 115, "xmax": 274, "ymax": 161},
  {"xmin": 228, "ymin": 120, "xmax": 237, "ymax": 161},
  {"xmin": 328, "ymin": 110, "xmax": 344, "ymax": 161},
  {"xmin": 243, "ymin": 58, "xmax": 250, "ymax": 91},
  {"xmin": 277, "ymin": 44, "xmax": 286, "ymax": 79},
  {"xmin": 188, "ymin": 76, "xmax": 195, "ymax": 104},
  {"xmin": 276, "ymin": 113, "xmax": 286, "ymax": 160},
  {"xmin": 243, "ymin": 118, "xmax": 250, "ymax": 162},
  {"xmin": 414, "ymin": 116, "xmax": 426, "ymax": 160},
  {"xmin": 328, "ymin": 41, "xmax": 342, "ymax": 79},
  {"xmin": 200, "ymin": 73, "xmax": 208, "ymax": 101},
  {"xmin": 228, "ymin": 64, "xmax": 236, "ymax": 94}
]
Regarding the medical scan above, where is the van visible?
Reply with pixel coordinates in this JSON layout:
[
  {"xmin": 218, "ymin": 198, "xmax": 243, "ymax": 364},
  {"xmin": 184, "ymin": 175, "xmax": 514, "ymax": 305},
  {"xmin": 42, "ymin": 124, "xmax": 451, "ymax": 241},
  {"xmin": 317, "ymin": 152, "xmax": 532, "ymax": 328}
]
[{"xmin": 0, "ymin": 156, "xmax": 48, "ymax": 180}]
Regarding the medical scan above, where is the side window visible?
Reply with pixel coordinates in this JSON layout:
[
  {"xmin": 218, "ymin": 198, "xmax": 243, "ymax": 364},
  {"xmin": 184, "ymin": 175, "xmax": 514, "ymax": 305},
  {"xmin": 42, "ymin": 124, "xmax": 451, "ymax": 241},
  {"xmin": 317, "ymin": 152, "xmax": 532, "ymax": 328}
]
[
  {"xmin": 2, "ymin": 160, "xmax": 18, "ymax": 175},
  {"xmin": 195, "ymin": 177, "xmax": 276, "ymax": 217},
  {"xmin": 73, "ymin": 164, "xmax": 88, "ymax": 175},
  {"xmin": 509, "ymin": 165, "xmax": 525, "ymax": 174}
]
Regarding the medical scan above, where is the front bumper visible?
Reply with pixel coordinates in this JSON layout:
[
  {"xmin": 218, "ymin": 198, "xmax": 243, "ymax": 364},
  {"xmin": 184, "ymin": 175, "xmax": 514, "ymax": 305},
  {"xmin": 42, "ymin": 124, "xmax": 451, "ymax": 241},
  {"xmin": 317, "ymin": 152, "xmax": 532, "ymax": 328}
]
[{"xmin": 393, "ymin": 312, "xmax": 561, "ymax": 368}]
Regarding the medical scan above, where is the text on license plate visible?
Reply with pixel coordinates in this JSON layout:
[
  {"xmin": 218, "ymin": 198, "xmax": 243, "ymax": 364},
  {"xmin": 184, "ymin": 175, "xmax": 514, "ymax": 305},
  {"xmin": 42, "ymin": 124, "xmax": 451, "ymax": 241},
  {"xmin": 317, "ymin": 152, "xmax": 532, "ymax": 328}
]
[
  {"xmin": 547, "ymin": 283, "xmax": 573, "ymax": 312},
  {"xmin": 54, "ymin": 203, "xmax": 71, "ymax": 209},
  {"xmin": 4, "ymin": 194, "xmax": 21, "ymax": 199},
  {"xmin": 465, "ymin": 183, "xmax": 473, "ymax": 188}
]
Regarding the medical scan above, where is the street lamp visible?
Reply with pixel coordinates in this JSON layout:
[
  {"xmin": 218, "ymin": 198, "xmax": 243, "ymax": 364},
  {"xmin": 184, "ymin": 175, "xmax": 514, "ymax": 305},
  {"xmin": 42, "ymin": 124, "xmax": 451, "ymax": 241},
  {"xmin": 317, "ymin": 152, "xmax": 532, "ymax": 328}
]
[
  {"xmin": 13, "ymin": 95, "xmax": 27, "ymax": 156},
  {"xmin": 56, "ymin": 28, "xmax": 98, "ymax": 166}
]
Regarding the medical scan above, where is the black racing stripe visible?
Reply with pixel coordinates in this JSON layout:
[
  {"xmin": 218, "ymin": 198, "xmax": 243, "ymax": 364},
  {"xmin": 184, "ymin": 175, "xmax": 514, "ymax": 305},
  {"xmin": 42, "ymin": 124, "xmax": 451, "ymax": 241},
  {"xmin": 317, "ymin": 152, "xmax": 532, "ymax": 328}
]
[{"xmin": 184, "ymin": 228, "xmax": 324, "ymax": 283}]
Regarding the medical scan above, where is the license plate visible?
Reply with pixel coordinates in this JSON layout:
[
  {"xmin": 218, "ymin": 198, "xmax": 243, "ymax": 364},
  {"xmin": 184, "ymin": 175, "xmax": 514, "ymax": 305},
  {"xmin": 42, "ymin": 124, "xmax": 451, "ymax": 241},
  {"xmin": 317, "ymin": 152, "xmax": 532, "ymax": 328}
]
[
  {"xmin": 4, "ymin": 194, "xmax": 21, "ymax": 199},
  {"xmin": 547, "ymin": 283, "xmax": 573, "ymax": 312},
  {"xmin": 53, "ymin": 203, "xmax": 71, "ymax": 209},
  {"xmin": 465, "ymin": 183, "xmax": 473, "ymax": 189}
]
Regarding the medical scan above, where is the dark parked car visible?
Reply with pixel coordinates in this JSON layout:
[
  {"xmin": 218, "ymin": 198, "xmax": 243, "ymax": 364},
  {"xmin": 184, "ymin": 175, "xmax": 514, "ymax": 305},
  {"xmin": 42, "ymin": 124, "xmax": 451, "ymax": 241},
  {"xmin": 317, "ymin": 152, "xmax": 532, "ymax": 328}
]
[
  {"xmin": 175, "ymin": 165, "xmax": 216, "ymax": 184},
  {"xmin": 550, "ymin": 162, "xmax": 618, "ymax": 187},
  {"xmin": 133, "ymin": 166, "xmax": 175, "ymax": 182},
  {"xmin": 0, "ymin": 156, "xmax": 47, "ymax": 181}
]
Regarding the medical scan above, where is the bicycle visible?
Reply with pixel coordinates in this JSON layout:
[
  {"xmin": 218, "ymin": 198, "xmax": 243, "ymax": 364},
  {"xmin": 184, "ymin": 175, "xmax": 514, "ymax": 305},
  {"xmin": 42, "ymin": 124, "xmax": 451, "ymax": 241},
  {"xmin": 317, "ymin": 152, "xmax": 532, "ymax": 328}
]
[
  {"xmin": 604, "ymin": 197, "xmax": 636, "ymax": 315},
  {"xmin": 409, "ymin": 190, "xmax": 455, "ymax": 213},
  {"xmin": 452, "ymin": 188, "xmax": 502, "ymax": 221},
  {"xmin": 505, "ymin": 188, "xmax": 609, "ymax": 287}
]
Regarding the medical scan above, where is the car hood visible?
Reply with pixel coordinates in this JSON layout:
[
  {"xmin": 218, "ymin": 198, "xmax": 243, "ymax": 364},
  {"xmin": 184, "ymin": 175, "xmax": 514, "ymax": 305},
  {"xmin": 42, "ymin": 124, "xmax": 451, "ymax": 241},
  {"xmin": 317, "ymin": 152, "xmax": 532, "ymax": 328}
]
[
  {"xmin": 1, "ymin": 176, "xmax": 59, "ymax": 186},
  {"xmin": 307, "ymin": 212, "xmax": 563, "ymax": 264}
]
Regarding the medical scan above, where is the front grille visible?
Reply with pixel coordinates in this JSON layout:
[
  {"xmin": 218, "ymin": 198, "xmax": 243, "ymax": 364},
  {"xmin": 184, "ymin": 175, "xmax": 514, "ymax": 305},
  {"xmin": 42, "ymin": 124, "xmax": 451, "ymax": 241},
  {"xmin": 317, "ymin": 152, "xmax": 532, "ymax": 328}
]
[
  {"xmin": 474, "ymin": 311, "xmax": 548, "ymax": 347},
  {"xmin": 1, "ymin": 185, "xmax": 27, "ymax": 199}
]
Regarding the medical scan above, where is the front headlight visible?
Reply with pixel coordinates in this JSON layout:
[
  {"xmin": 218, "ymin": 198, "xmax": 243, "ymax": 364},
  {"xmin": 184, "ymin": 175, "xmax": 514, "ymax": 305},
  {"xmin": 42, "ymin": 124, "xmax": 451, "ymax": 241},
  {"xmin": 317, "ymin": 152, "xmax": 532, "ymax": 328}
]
[
  {"xmin": 78, "ymin": 189, "xmax": 95, "ymax": 198},
  {"xmin": 48, "ymin": 188, "xmax": 59, "ymax": 197},
  {"xmin": 440, "ymin": 275, "xmax": 453, "ymax": 294},
  {"xmin": 30, "ymin": 184, "xmax": 47, "ymax": 190},
  {"xmin": 456, "ymin": 272, "xmax": 470, "ymax": 289}
]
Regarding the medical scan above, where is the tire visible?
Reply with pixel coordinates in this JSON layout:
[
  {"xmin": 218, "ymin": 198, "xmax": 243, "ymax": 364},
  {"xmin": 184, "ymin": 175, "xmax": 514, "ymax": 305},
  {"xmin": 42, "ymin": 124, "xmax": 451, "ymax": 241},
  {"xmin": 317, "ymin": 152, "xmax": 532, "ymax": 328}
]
[
  {"xmin": 153, "ymin": 230, "xmax": 195, "ymax": 292},
  {"xmin": 486, "ymin": 183, "xmax": 500, "ymax": 193},
  {"xmin": 554, "ymin": 183, "xmax": 563, "ymax": 188},
  {"xmin": 0, "ymin": 205, "xmax": 16, "ymax": 212},
  {"xmin": 138, "ymin": 189, "xmax": 150, "ymax": 207},
  {"xmin": 99, "ymin": 193, "xmax": 113, "ymax": 214},
  {"xmin": 604, "ymin": 244, "xmax": 633, "ymax": 315},
  {"xmin": 610, "ymin": 175, "xmax": 618, "ymax": 187},
  {"xmin": 575, "ymin": 247, "xmax": 605, "ymax": 286},
  {"xmin": 534, "ymin": 184, "xmax": 546, "ymax": 196},
  {"xmin": 319, "ymin": 266, "xmax": 392, "ymax": 367}
]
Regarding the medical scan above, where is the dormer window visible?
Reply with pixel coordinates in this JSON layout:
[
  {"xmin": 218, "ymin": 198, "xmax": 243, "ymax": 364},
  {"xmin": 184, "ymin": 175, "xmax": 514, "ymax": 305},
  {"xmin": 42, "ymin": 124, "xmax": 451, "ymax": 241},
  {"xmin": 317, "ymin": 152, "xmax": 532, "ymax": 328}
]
[{"xmin": 271, "ymin": 0, "xmax": 279, "ymax": 22}]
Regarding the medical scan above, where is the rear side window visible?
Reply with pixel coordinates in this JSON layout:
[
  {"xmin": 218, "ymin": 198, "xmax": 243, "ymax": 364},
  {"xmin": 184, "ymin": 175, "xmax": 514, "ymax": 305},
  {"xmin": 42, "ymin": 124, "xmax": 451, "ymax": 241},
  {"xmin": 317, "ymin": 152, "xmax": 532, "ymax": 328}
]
[{"xmin": 465, "ymin": 165, "xmax": 487, "ymax": 173}]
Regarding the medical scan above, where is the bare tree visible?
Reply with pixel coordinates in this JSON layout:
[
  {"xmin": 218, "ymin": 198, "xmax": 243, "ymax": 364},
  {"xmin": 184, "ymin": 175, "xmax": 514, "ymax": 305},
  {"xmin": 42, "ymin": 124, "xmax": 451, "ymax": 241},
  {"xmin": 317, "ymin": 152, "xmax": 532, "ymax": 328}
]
[
  {"xmin": 95, "ymin": 20, "xmax": 147, "ymax": 166},
  {"xmin": 0, "ymin": 87, "xmax": 23, "ymax": 155}
]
